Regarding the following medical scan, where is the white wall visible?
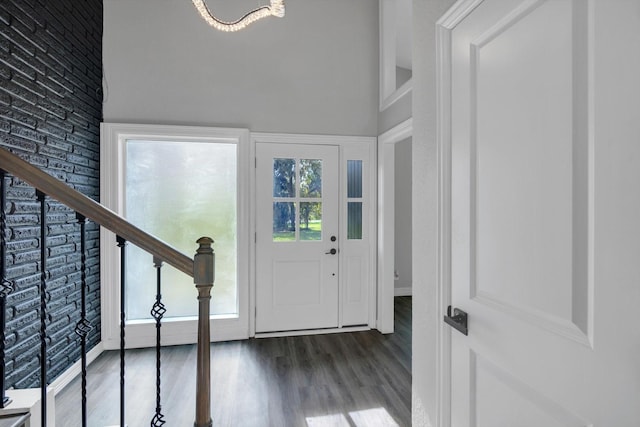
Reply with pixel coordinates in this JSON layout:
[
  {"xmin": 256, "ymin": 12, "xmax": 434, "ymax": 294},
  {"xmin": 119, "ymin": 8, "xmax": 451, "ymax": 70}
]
[
  {"xmin": 394, "ymin": 138, "xmax": 412, "ymax": 293},
  {"xmin": 411, "ymin": 0, "xmax": 456, "ymax": 425},
  {"xmin": 103, "ymin": 0, "xmax": 378, "ymax": 136}
]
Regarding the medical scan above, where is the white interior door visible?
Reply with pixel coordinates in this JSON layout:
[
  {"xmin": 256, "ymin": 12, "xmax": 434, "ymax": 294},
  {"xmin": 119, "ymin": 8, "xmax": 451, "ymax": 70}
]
[
  {"xmin": 446, "ymin": 0, "xmax": 640, "ymax": 425},
  {"xmin": 256, "ymin": 143, "xmax": 340, "ymax": 333}
]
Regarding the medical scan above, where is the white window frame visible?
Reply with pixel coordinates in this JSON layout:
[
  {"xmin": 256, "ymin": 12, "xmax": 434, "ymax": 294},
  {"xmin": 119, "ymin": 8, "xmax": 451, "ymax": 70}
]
[{"xmin": 100, "ymin": 123, "xmax": 250, "ymax": 349}]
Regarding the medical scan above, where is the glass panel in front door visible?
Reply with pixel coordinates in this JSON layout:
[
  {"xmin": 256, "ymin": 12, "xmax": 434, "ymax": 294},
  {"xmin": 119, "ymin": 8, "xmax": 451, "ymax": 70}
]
[
  {"xmin": 300, "ymin": 202, "xmax": 322, "ymax": 241},
  {"xmin": 271, "ymin": 157, "xmax": 324, "ymax": 242},
  {"xmin": 272, "ymin": 202, "xmax": 296, "ymax": 241},
  {"xmin": 273, "ymin": 158, "xmax": 296, "ymax": 197},
  {"xmin": 300, "ymin": 159, "xmax": 322, "ymax": 197}
]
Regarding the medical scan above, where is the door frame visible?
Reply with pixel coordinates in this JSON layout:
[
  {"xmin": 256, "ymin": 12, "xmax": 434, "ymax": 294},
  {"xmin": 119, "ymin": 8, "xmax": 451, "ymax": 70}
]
[
  {"xmin": 377, "ymin": 118, "xmax": 412, "ymax": 334},
  {"xmin": 249, "ymin": 132, "xmax": 377, "ymax": 337},
  {"xmin": 435, "ymin": 1, "xmax": 485, "ymax": 424}
]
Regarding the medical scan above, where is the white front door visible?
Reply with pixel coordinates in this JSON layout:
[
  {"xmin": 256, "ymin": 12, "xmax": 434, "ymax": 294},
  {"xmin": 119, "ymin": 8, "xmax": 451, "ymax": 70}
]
[
  {"xmin": 256, "ymin": 143, "xmax": 340, "ymax": 333},
  {"xmin": 445, "ymin": 0, "xmax": 640, "ymax": 425}
]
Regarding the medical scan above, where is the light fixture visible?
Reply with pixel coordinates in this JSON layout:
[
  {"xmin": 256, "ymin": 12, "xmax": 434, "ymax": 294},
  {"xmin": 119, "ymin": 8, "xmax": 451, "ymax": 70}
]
[{"xmin": 191, "ymin": 0, "xmax": 285, "ymax": 32}]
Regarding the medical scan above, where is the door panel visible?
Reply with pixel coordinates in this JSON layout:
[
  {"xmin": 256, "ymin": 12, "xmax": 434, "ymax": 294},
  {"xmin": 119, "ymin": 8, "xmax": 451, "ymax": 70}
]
[
  {"xmin": 470, "ymin": 0, "xmax": 588, "ymax": 336},
  {"xmin": 446, "ymin": 0, "xmax": 636, "ymax": 425},
  {"xmin": 472, "ymin": 353, "xmax": 585, "ymax": 427},
  {"xmin": 256, "ymin": 143, "xmax": 339, "ymax": 333}
]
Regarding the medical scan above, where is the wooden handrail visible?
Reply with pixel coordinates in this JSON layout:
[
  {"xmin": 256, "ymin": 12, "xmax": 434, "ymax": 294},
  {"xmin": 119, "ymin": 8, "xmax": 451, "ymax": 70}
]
[
  {"xmin": 0, "ymin": 148, "xmax": 194, "ymax": 277},
  {"xmin": 0, "ymin": 147, "xmax": 214, "ymax": 425}
]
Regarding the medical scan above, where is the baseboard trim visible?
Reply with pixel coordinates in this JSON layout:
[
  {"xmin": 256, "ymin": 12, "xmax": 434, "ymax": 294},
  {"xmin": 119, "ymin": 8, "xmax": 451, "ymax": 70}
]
[
  {"xmin": 1, "ymin": 387, "xmax": 55, "ymax": 426},
  {"xmin": 51, "ymin": 342, "xmax": 104, "ymax": 396},
  {"xmin": 394, "ymin": 286, "xmax": 413, "ymax": 297},
  {"xmin": 255, "ymin": 325, "xmax": 370, "ymax": 339}
]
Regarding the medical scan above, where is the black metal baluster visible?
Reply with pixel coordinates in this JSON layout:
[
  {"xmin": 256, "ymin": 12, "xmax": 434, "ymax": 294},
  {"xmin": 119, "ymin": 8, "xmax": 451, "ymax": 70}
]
[
  {"xmin": 117, "ymin": 236, "xmax": 126, "ymax": 427},
  {"xmin": 36, "ymin": 190, "xmax": 47, "ymax": 427},
  {"xmin": 0, "ymin": 170, "xmax": 13, "ymax": 408},
  {"xmin": 74, "ymin": 214, "xmax": 92, "ymax": 427},
  {"xmin": 150, "ymin": 257, "xmax": 166, "ymax": 426}
]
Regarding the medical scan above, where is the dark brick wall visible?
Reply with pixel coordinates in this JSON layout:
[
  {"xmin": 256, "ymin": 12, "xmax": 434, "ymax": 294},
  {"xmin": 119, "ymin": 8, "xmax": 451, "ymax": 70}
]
[{"xmin": 0, "ymin": 0, "xmax": 102, "ymax": 388}]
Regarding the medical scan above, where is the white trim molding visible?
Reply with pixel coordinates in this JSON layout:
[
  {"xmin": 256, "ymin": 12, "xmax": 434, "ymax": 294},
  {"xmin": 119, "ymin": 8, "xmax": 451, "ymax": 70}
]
[
  {"xmin": 435, "ymin": 1, "xmax": 484, "ymax": 424},
  {"xmin": 394, "ymin": 286, "xmax": 413, "ymax": 297},
  {"xmin": 51, "ymin": 342, "xmax": 104, "ymax": 395},
  {"xmin": 377, "ymin": 118, "xmax": 412, "ymax": 333}
]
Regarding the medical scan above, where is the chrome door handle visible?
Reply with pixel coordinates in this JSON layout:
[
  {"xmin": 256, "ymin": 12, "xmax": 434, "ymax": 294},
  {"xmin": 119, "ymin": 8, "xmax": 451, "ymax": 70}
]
[
  {"xmin": 325, "ymin": 248, "xmax": 337, "ymax": 255},
  {"xmin": 444, "ymin": 306, "xmax": 468, "ymax": 335}
]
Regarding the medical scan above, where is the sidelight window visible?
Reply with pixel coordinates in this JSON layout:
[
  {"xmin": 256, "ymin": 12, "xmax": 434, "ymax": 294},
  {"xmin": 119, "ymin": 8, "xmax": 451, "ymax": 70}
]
[{"xmin": 347, "ymin": 160, "xmax": 363, "ymax": 239}]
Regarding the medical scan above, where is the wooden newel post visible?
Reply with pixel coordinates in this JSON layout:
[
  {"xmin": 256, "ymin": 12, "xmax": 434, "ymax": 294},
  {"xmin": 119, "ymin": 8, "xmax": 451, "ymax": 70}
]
[{"xmin": 193, "ymin": 237, "xmax": 214, "ymax": 427}]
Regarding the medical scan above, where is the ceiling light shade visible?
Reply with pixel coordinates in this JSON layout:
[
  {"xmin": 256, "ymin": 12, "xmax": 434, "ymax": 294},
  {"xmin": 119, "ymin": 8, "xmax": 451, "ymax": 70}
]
[{"xmin": 192, "ymin": 0, "xmax": 285, "ymax": 32}]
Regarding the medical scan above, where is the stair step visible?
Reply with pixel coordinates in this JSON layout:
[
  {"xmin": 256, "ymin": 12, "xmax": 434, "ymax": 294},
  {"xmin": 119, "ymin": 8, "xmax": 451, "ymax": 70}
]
[{"xmin": 0, "ymin": 413, "xmax": 29, "ymax": 427}]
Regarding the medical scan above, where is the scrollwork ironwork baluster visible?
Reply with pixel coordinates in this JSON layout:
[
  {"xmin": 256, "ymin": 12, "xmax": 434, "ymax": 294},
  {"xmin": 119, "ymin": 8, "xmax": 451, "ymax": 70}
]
[
  {"xmin": 150, "ymin": 257, "xmax": 166, "ymax": 426},
  {"xmin": 117, "ymin": 236, "xmax": 127, "ymax": 427},
  {"xmin": 74, "ymin": 214, "xmax": 92, "ymax": 427}
]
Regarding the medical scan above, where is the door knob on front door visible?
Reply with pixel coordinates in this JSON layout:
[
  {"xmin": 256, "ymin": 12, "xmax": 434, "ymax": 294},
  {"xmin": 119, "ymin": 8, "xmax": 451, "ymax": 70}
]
[{"xmin": 325, "ymin": 248, "xmax": 337, "ymax": 255}]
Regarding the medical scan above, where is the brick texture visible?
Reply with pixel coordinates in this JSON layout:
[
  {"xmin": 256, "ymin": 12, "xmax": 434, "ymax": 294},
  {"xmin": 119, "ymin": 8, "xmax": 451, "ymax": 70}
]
[{"xmin": 0, "ymin": 0, "xmax": 102, "ymax": 388}]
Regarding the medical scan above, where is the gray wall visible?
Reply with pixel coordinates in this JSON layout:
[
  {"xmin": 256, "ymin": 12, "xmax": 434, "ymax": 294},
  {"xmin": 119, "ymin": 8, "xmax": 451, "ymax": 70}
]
[
  {"xmin": 394, "ymin": 138, "xmax": 412, "ymax": 292},
  {"xmin": 103, "ymin": 0, "xmax": 379, "ymax": 136}
]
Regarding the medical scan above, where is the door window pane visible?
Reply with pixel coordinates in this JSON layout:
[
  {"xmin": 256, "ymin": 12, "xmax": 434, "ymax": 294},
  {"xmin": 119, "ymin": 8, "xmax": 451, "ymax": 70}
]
[
  {"xmin": 125, "ymin": 140, "xmax": 237, "ymax": 319},
  {"xmin": 300, "ymin": 159, "xmax": 322, "ymax": 198},
  {"xmin": 347, "ymin": 159, "xmax": 363, "ymax": 240},
  {"xmin": 273, "ymin": 202, "xmax": 296, "ymax": 241},
  {"xmin": 347, "ymin": 202, "xmax": 363, "ymax": 240},
  {"xmin": 273, "ymin": 158, "xmax": 296, "ymax": 197},
  {"xmin": 347, "ymin": 160, "xmax": 363, "ymax": 198},
  {"xmin": 299, "ymin": 202, "xmax": 322, "ymax": 241}
]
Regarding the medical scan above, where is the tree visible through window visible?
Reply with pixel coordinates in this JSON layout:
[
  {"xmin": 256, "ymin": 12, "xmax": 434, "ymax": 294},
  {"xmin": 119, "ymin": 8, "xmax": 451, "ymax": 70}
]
[{"xmin": 272, "ymin": 158, "xmax": 323, "ymax": 241}]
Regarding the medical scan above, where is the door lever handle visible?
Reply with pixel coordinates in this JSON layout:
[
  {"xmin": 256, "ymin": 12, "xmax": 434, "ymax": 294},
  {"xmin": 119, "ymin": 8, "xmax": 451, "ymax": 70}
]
[
  {"xmin": 444, "ymin": 305, "xmax": 468, "ymax": 336},
  {"xmin": 325, "ymin": 248, "xmax": 337, "ymax": 255}
]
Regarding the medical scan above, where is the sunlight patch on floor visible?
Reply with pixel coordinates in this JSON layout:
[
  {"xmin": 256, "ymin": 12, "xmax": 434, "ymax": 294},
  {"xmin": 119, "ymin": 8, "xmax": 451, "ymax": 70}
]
[
  {"xmin": 306, "ymin": 407, "xmax": 400, "ymax": 427},
  {"xmin": 306, "ymin": 413, "xmax": 350, "ymax": 426}
]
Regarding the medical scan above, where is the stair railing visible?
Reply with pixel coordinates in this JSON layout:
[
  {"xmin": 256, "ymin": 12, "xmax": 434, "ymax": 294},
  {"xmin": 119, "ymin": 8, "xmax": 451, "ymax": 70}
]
[{"xmin": 0, "ymin": 147, "xmax": 214, "ymax": 427}]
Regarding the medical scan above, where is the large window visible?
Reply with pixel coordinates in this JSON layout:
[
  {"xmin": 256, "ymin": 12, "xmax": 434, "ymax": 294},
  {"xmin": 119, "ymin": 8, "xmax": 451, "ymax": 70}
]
[
  {"xmin": 100, "ymin": 124, "xmax": 250, "ymax": 348},
  {"xmin": 125, "ymin": 140, "xmax": 237, "ymax": 319}
]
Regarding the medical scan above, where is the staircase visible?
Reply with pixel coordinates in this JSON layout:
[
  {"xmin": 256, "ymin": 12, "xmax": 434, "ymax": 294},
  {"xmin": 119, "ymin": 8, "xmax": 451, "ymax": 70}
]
[
  {"xmin": 0, "ymin": 147, "xmax": 215, "ymax": 427},
  {"xmin": 0, "ymin": 413, "xmax": 29, "ymax": 427}
]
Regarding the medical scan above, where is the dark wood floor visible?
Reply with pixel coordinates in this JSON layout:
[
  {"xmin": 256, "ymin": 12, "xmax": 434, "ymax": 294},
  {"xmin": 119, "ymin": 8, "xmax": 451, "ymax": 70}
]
[{"xmin": 56, "ymin": 297, "xmax": 411, "ymax": 426}]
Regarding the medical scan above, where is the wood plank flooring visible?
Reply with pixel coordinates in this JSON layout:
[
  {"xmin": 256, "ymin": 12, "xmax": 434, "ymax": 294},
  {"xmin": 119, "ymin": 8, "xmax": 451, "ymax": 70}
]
[{"xmin": 56, "ymin": 297, "xmax": 411, "ymax": 426}]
